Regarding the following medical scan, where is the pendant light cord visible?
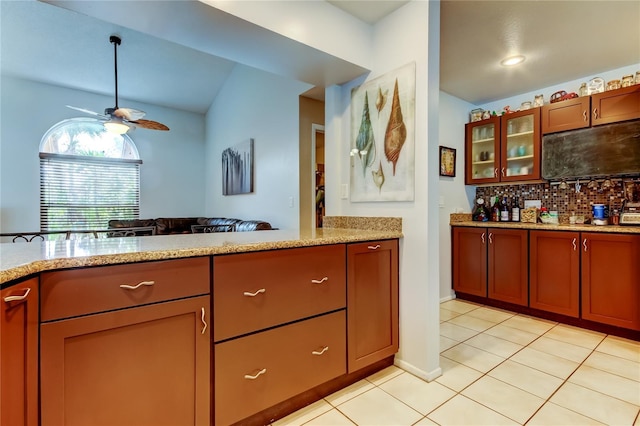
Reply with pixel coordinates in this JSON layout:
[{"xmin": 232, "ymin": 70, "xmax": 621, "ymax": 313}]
[{"xmin": 110, "ymin": 35, "xmax": 121, "ymax": 109}]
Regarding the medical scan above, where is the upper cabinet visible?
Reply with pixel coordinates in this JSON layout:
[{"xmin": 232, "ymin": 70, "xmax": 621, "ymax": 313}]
[
  {"xmin": 465, "ymin": 109, "xmax": 541, "ymax": 185},
  {"xmin": 542, "ymin": 85, "xmax": 640, "ymax": 135}
]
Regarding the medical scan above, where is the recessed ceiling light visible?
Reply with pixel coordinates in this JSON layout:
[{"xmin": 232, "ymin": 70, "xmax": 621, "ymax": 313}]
[{"xmin": 500, "ymin": 55, "xmax": 526, "ymax": 66}]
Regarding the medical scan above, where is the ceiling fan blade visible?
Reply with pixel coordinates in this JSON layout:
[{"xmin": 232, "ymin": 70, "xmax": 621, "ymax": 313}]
[
  {"xmin": 66, "ymin": 105, "xmax": 108, "ymax": 119},
  {"xmin": 130, "ymin": 119, "xmax": 170, "ymax": 131},
  {"xmin": 113, "ymin": 107, "xmax": 146, "ymax": 121}
]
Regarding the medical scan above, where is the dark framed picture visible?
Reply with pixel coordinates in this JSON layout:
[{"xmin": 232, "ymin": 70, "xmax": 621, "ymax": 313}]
[{"xmin": 439, "ymin": 146, "xmax": 456, "ymax": 177}]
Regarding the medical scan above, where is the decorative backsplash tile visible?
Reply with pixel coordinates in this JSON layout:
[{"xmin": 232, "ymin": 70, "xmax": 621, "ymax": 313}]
[{"xmin": 475, "ymin": 178, "xmax": 639, "ymax": 218}]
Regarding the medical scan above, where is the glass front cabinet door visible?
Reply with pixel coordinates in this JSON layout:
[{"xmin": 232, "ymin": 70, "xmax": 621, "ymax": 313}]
[
  {"xmin": 465, "ymin": 116, "xmax": 500, "ymax": 184},
  {"xmin": 500, "ymin": 108, "xmax": 541, "ymax": 182}
]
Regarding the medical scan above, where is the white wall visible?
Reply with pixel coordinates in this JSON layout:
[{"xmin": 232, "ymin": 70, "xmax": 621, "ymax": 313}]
[
  {"xmin": 325, "ymin": 1, "xmax": 441, "ymax": 381},
  {"xmin": 438, "ymin": 92, "xmax": 477, "ymax": 301},
  {"xmin": 204, "ymin": 64, "xmax": 312, "ymax": 230},
  {"xmin": 0, "ymin": 76, "xmax": 206, "ymax": 231}
]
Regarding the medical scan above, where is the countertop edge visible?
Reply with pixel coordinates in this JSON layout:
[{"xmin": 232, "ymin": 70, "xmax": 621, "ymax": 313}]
[{"xmin": 450, "ymin": 220, "xmax": 640, "ymax": 234}]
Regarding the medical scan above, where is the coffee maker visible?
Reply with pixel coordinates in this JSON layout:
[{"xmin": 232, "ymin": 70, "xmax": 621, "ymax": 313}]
[{"xmin": 620, "ymin": 181, "xmax": 640, "ymax": 225}]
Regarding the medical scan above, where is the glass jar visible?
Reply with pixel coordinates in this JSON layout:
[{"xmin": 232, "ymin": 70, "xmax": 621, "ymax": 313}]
[
  {"xmin": 636, "ymin": 71, "xmax": 640, "ymax": 85},
  {"xmin": 578, "ymin": 83, "xmax": 588, "ymax": 97},
  {"xmin": 588, "ymin": 77, "xmax": 605, "ymax": 94},
  {"xmin": 533, "ymin": 94, "xmax": 544, "ymax": 107},
  {"xmin": 622, "ymin": 75, "xmax": 634, "ymax": 87},
  {"xmin": 606, "ymin": 79, "xmax": 621, "ymax": 91}
]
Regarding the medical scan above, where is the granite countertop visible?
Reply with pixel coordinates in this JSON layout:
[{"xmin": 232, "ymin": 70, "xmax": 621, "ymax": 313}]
[
  {"xmin": 1, "ymin": 219, "xmax": 403, "ymax": 285},
  {"xmin": 450, "ymin": 215, "xmax": 640, "ymax": 234}
]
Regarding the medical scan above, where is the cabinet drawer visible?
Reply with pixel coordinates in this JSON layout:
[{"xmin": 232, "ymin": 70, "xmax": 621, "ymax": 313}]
[
  {"xmin": 214, "ymin": 310, "xmax": 346, "ymax": 426},
  {"xmin": 41, "ymin": 257, "xmax": 210, "ymax": 321},
  {"xmin": 213, "ymin": 245, "xmax": 346, "ymax": 341}
]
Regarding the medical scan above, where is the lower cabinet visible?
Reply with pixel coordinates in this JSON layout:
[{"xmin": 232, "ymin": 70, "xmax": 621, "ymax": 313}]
[
  {"xmin": 530, "ymin": 230, "xmax": 580, "ymax": 317},
  {"xmin": 581, "ymin": 233, "xmax": 640, "ymax": 330},
  {"xmin": 0, "ymin": 278, "xmax": 39, "ymax": 426},
  {"xmin": 40, "ymin": 295, "xmax": 211, "ymax": 426},
  {"xmin": 214, "ymin": 311, "xmax": 346, "ymax": 425},
  {"xmin": 347, "ymin": 240, "xmax": 399, "ymax": 372},
  {"xmin": 487, "ymin": 228, "xmax": 528, "ymax": 306},
  {"xmin": 452, "ymin": 227, "xmax": 487, "ymax": 297}
]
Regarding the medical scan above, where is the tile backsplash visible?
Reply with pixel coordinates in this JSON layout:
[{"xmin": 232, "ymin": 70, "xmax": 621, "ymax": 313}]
[{"xmin": 475, "ymin": 179, "xmax": 639, "ymax": 218}]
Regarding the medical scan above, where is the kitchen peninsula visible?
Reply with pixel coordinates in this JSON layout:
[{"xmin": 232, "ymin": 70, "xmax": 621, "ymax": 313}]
[{"xmin": 1, "ymin": 217, "xmax": 402, "ymax": 426}]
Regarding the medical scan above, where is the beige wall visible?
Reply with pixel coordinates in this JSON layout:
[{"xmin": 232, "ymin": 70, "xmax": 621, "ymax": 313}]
[{"xmin": 299, "ymin": 96, "xmax": 325, "ymax": 230}]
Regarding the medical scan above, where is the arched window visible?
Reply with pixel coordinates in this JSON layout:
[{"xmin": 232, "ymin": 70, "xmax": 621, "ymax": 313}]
[{"xmin": 39, "ymin": 118, "xmax": 142, "ymax": 231}]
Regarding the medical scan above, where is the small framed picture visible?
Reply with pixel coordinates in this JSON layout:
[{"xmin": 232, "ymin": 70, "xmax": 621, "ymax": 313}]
[{"xmin": 439, "ymin": 146, "xmax": 456, "ymax": 177}]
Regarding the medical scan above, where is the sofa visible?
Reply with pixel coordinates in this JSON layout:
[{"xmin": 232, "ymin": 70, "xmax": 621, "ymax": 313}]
[{"xmin": 108, "ymin": 217, "xmax": 273, "ymax": 235}]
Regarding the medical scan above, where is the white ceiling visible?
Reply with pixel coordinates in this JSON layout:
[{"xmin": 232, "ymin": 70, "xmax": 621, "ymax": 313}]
[{"xmin": 1, "ymin": 1, "xmax": 639, "ymax": 114}]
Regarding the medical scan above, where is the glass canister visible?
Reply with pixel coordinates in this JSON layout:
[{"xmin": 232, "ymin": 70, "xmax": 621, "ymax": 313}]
[
  {"xmin": 636, "ymin": 71, "xmax": 640, "ymax": 85},
  {"xmin": 621, "ymin": 75, "xmax": 634, "ymax": 87},
  {"xmin": 533, "ymin": 94, "xmax": 544, "ymax": 107},
  {"xmin": 587, "ymin": 77, "xmax": 605, "ymax": 94},
  {"xmin": 578, "ymin": 83, "xmax": 588, "ymax": 97},
  {"xmin": 606, "ymin": 79, "xmax": 621, "ymax": 91}
]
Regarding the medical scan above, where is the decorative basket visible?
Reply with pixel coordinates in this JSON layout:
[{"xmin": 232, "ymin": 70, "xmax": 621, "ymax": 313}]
[{"xmin": 521, "ymin": 207, "xmax": 538, "ymax": 223}]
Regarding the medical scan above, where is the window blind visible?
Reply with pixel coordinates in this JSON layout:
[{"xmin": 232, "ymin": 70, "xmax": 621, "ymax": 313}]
[{"xmin": 40, "ymin": 153, "xmax": 141, "ymax": 231}]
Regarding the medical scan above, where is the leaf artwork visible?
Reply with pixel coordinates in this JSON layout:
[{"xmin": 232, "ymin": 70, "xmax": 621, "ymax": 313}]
[
  {"xmin": 371, "ymin": 161, "xmax": 385, "ymax": 192},
  {"xmin": 355, "ymin": 91, "xmax": 376, "ymax": 176},
  {"xmin": 384, "ymin": 78, "xmax": 407, "ymax": 176},
  {"xmin": 375, "ymin": 87, "xmax": 388, "ymax": 116}
]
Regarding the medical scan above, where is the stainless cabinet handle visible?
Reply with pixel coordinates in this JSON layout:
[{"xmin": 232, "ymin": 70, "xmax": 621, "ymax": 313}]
[
  {"xmin": 311, "ymin": 277, "xmax": 328, "ymax": 284},
  {"xmin": 481, "ymin": 232, "xmax": 485, "ymax": 244},
  {"xmin": 583, "ymin": 238, "xmax": 588, "ymax": 252},
  {"xmin": 244, "ymin": 368, "xmax": 267, "ymax": 380},
  {"xmin": 200, "ymin": 307, "xmax": 207, "ymax": 335},
  {"xmin": 583, "ymin": 110, "xmax": 588, "ymax": 122},
  {"xmin": 3, "ymin": 288, "xmax": 31, "ymax": 303},
  {"xmin": 312, "ymin": 346, "xmax": 329, "ymax": 356},
  {"xmin": 572, "ymin": 238, "xmax": 577, "ymax": 251},
  {"xmin": 501, "ymin": 168, "xmax": 506, "ymax": 177},
  {"xmin": 488, "ymin": 232, "xmax": 493, "ymax": 244},
  {"xmin": 120, "ymin": 280, "xmax": 155, "ymax": 290},
  {"xmin": 494, "ymin": 168, "xmax": 498, "ymax": 178},
  {"xmin": 367, "ymin": 244, "xmax": 381, "ymax": 250},
  {"xmin": 593, "ymin": 108, "xmax": 598, "ymax": 119},
  {"xmin": 243, "ymin": 288, "xmax": 266, "ymax": 297}
]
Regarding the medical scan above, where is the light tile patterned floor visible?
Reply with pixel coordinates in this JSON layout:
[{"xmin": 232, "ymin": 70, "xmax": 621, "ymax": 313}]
[{"xmin": 273, "ymin": 299, "xmax": 640, "ymax": 426}]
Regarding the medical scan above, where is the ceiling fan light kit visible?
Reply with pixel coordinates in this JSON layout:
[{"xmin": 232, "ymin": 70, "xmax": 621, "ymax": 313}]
[{"xmin": 66, "ymin": 35, "xmax": 169, "ymax": 134}]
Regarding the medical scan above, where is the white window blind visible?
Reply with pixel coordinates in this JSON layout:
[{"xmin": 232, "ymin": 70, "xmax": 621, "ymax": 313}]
[{"xmin": 40, "ymin": 153, "xmax": 141, "ymax": 231}]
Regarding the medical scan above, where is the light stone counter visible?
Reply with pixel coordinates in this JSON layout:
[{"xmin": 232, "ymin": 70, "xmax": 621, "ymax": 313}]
[
  {"xmin": 451, "ymin": 219, "xmax": 640, "ymax": 234},
  {"xmin": 1, "ymin": 224, "xmax": 403, "ymax": 285}
]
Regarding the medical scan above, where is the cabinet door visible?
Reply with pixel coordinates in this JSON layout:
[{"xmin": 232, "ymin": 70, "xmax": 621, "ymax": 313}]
[
  {"xmin": 452, "ymin": 227, "xmax": 487, "ymax": 297},
  {"xmin": 41, "ymin": 296, "xmax": 211, "ymax": 426},
  {"xmin": 581, "ymin": 233, "xmax": 640, "ymax": 330},
  {"xmin": 0, "ymin": 278, "xmax": 39, "ymax": 426},
  {"xmin": 530, "ymin": 231, "xmax": 580, "ymax": 317},
  {"xmin": 465, "ymin": 116, "xmax": 500, "ymax": 184},
  {"xmin": 487, "ymin": 229, "xmax": 528, "ymax": 306},
  {"xmin": 347, "ymin": 240, "xmax": 399, "ymax": 373},
  {"xmin": 591, "ymin": 85, "xmax": 640, "ymax": 126},
  {"xmin": 541, "ymin": 96, "xmax": 590, "ymax": 134},
  {"xmin": 501, "ymin": 108, "xmax": 541, "ymax": 181}
]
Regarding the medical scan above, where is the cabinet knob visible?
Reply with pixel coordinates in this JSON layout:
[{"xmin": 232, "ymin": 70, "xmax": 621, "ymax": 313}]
[
  {"xmin": 311, "ymin": 346, "xmax": 329, "ymax": 356},
  {"xmin": 3, "ymin": 287, "xmax": 31, "ymax": 303},
  {"xmin": 311, "ymin": 277, "xmax": 328, "ymax": 284},
  {"xmin": 119, "ymin": 280, "xmax": 155, "ymax": 290},
  {"xmin": 243, "ymin": 288, "xmax": 266, "ymax": 297},
  {"xmin": 244, "ymin": 368, "xmax": 267, "ymax": 380}
]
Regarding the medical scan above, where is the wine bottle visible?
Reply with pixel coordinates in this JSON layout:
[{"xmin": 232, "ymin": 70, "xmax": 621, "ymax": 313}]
[
  {"xmin": 491, "ymin": 196, "xmax": 500, "ymax": 222},
  {"xmin": 500, "ymin": 196, "xmax": 510, "ymax": 222},
  {"xmin": 511, "ymin": 196, "xmax": 520, "ymax": 222}
]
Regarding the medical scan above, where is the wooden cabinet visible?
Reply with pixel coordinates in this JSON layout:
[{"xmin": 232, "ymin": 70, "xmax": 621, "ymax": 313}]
[
  {"xmin": 541, "ymin": 96, "xmax": 591, "ymax": 134},
  {"xmin": 452, "ymin": 227, "xmax": 487, "ymax": 297},
  {"xmin": 40, "ymin": 258, "xmax": 211, "ymax": 426},
  {"xmin": 487, "ymin": 228, "xmax": 528, "ymax": 306},
  {"xmin": 465, "ymin": 109, "xmax": 541, "ymax": 184},
  {"xmin": 215, "ymin": 311, "xmax": 346, "ymax": 425},
  {"xmin": 347, "ymin": 240, "xmax": 399, "ymax": 372},
  {"xmin": 591, "ymin": 85, "xmax": 640, "ymax": 126},
  {"xmin": 581, "ymin": 233, "xmax": 640, "ymax": 330},
  {"xmin": 530, "ymin": 231, "xmax": 580, "ymax": 317},
  {"xmin": 0, "ymin": 278, "xmax": 39, "ymax": 426},
  {"xmin": 465, "ymin": 116, "xmax": 500, "ymax": 184},
  {"xmin": 213, "ymin": 245, "xmax": 346, "ymax": 342}
]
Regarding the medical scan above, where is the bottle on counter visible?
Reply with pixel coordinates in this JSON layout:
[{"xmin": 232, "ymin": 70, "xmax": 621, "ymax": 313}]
[
  {"xmin": 472, "ymin": 198, "xmax": 490, "ymax": 222},
  {"xmin": 491, "ymin": 196, "xmax": 501, "ymax": 222},
  {"xmin": 500, "ymin": 196, "xmax": 510, "ymax": 222},
  {"xmin": 511, "ymin": 196, "xmax": 520, "ymax": 222}
]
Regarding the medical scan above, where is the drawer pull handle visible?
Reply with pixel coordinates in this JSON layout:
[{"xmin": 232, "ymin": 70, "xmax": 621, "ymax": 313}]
[
  {"xmin": 312, "ymin": 346, "xmax": 329, "ymax": 356},
  {"xmin": 120, "ymin": 280, "xmax": 155, "ymax": 290},
  {"xmin": 583, "ymin": 110, "xmax": 588, "ymax": 122},
  {"xmin": 583, "ymin": 238, "xmax": 588, "ymax": 252},
  {"xmin": 244, "ymin": 368, "xmax": 267, "ymax": 380},
  {"xmin": 243, "ymin": 288, "xmax": 266, "ymax": 297},
  {"xmin": 311, "ymin": 277, "xmax": 328, "ymax": 284},
  {"xmin": 367, "ymin": 244, "xmax": 381, "ymax": 250},
  {"xmin": 200, "ymin": 307, "xmax": 207, "ymax": 335},
  {"xmin": 572, "ymin": 238, "xmax": 577, "ymax": 251},
  {"xmin": 481, "ymin": 232, "xmax": 485, "ymax": 244},
  {"xmin": 593, "ymin": 108, "xmax": 598, "ymax": 119},
  {"xmin": 3, "ymin": 288, "xmax": 31, "ymax": 303},
  {"xmin": 488, "ymin": 232, "xmax": 493, "ymax": 244}
]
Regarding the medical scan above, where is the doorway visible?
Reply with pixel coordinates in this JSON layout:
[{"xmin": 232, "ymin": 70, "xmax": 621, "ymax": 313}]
[{"xmin": 312, "ymin": 124, "xmax": 325, "ymax": 227}]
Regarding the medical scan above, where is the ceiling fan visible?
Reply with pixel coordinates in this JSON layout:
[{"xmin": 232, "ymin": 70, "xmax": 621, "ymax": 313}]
[{"xmin": 67, "ymin": 35, "xmax": 169, "ymax": 134}]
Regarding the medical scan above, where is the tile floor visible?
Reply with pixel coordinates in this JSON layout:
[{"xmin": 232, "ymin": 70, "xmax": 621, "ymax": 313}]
[{"xmin": 273, "ymin": 299, "xmax": 640, "ymax": 425}]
